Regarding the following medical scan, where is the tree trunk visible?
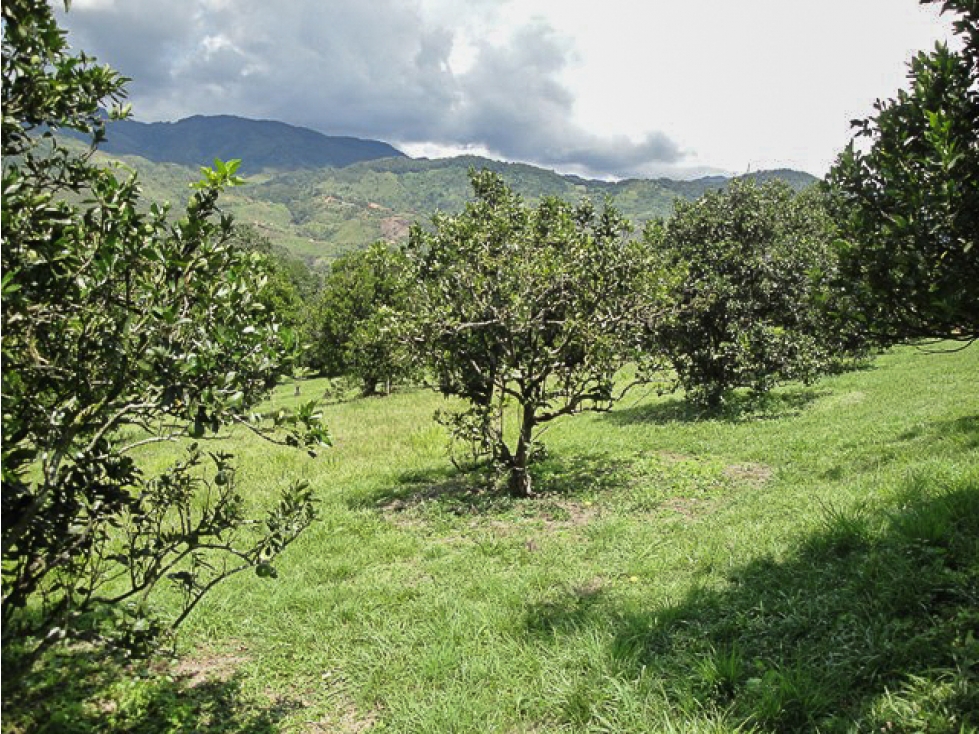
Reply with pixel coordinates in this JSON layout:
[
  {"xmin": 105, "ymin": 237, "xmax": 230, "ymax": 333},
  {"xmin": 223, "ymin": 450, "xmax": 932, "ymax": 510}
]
[{"xmin": 507, "ymin": 404, "xmax": 536, "ymax": 498}]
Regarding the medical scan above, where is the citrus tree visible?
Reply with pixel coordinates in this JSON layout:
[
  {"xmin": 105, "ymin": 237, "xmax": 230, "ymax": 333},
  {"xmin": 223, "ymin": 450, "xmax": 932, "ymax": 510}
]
[
  {"xmin": 827, "ymin": 0, "xmax": 978, "ymax": 346},
  {"xmin": 407, "ymin": 170, "xmax": 670, "ymax": 497},
  {"xmin": 307, "ymin": 242, "xmax": 416, "ymax": 396},
  {"xmin": 2, "ymin": 0, "xmax": 327, "ymax": 669},
  {"xmin": 646, "ymin": 180, "xmax": 850, "ymax": 408}
]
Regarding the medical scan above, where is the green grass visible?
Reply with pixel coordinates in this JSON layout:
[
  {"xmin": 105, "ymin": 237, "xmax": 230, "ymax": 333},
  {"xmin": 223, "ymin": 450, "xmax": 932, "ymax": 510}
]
[{"xmin": 6, "ymin": 345, "xmax": 978, "ymax": 733}]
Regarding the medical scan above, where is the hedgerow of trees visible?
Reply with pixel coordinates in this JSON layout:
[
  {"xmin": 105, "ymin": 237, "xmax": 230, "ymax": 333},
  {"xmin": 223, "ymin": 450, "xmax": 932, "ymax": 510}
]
[{"xmin": 1, "ymin": 0, "xmax": 327, "ymax": 673}]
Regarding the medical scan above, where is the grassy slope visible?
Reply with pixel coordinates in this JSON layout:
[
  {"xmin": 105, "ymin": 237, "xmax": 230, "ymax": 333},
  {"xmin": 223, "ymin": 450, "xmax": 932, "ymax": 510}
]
[{"xmin": 14, "ymin": 345, "xmax": 978, "ymax": 732}]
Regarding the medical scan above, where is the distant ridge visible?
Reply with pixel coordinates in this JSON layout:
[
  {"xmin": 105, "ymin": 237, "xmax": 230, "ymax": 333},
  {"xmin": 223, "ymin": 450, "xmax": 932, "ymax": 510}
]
[
  {"xmin": 67, "ymin": 115, "xmax": 820, "ymax": 262},
  {"xmin": 87, "ymin": 114, "xmax": 405, "ymax": 172}
]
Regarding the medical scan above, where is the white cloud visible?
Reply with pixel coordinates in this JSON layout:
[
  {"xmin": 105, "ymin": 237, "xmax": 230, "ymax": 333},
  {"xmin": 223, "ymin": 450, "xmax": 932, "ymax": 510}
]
[{"xmin": 56, "ymin": 0, "xmax": 958, "ymax": 179}]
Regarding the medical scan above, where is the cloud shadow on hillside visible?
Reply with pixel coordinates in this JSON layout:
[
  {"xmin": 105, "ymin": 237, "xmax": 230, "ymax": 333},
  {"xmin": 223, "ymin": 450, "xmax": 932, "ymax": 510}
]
[{"xmin": 521, "ymin": 469, "xmax": 979, "ymax": 730}]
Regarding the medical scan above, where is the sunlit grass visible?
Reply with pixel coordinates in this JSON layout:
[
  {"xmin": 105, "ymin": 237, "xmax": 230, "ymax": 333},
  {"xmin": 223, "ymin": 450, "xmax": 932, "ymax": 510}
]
[{"xmin": 11, "ymin": 344, "xmax": 978, "ymax": 733}]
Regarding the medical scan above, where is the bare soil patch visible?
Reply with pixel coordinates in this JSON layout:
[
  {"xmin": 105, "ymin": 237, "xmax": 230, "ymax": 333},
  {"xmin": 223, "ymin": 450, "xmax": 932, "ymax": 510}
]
[
  {"xmin": 172, "ymin": 645, "xmax": 250, "ymax": 687},
  {"xmin": 722, "ymin": 462, "xmax": 774, "ymax": 486}
]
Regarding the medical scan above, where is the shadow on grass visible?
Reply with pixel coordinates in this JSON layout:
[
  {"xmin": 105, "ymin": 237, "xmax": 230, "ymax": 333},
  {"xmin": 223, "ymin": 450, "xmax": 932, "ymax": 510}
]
[
  {"xmin": 523, "ymin": 468, "xmax": 979, "ymax": 732},
  {"xmin": 350, "ymin": 452, "xmax": 632, "ymax": 518},
  {"xmin": 1, "ymin": 645, "xmax": 300, "ymax": 734},
  {"xmin": 607, "ymin": 386, "xmax": 828, "ymax": 426},
  {"xmin": 822, "ymin": 414, "xmax": 979, "ymax": 481},
  {"xmin": 897, "ymin": 414, "xmax": 979, "ymax": 451}
]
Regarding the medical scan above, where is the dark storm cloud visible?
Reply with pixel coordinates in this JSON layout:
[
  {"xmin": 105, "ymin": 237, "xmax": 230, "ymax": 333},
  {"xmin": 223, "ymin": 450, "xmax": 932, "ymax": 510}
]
[{"xmin": 57, "ymin": 0, "xmax": 688, "ymax": 178}]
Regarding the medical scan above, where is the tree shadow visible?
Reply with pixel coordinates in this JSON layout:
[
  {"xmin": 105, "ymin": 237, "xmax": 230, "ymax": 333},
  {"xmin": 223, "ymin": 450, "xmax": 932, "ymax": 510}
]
[
  {"xmin": 607, "ymin": 386, "xmax": 828, "ymax": 426},
  {"xmin": 822, "ymin": 414, "xmax": 979, "ymax": 481},
  {"xmin": 1, "ymin": 644, "xmax": 302, "ymax": 733},
  {"xmin": 897, "ymin": 414, "xmax": 979, "ymax": 451},
  {"xmin": 351, "ymin": 452, "xmax": 632, "ymax": 519},
  {"xmin": 521, "ymin": 469, "xmax": 979, "ymax": 731}
]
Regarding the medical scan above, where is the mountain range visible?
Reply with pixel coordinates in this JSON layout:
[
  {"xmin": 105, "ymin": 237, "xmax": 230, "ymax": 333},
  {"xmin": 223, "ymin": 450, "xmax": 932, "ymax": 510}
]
[
  {"xmin": 82, "ymin": 114, "xmax": 405, "ymax": 171},
  {"xmin": 72, "ymin": 115, "xmax": 820, "ymax": 265}
]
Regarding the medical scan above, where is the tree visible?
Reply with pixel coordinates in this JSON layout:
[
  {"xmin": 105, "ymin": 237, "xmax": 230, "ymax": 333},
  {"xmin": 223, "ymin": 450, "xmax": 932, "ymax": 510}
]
[
  {"xmin": 406, "ymin": 170, "xmax": 669, "ymax": 497},
  {"xmin": 307, "ymin": 242, "xmax": 415, "ymax": 396},
  {"xmin": 646, "ymin": 180, "xmax": 849, "ymax": 409},
  {"xmin": 827, "ymin": 0, "xmax": 978, "ymax": 346},
  {"xmin": 1, "ymin": 0, "xmax": 327, "ymax": 670},
  {"xmin": 231, "ymin": 223, "xmax": 322, "ymax": 335}
]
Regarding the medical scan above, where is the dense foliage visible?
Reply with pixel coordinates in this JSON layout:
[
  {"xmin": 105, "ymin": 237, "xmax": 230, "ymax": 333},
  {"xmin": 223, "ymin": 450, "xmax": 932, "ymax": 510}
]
[
  {"xmin": 1, "ymin": 0, "xmax": 327, "ymax": 670},
  {"xmin": 646, "ymin": 180, "xmax": 851, "ymax": 408},
  {"xmin": 407, "ymin": 170, "xmax": 670, "ymax": 497},
  {"xmin": 307, "ymin": 242, "xmax": 416, "ymax": 395},
  {"xmin": 231, "ymin": 223, "xmax": 321, "ymax": 334},
  {"xmin": 827, "ymin": 0, "xmax": 978, "ymax": 345}
]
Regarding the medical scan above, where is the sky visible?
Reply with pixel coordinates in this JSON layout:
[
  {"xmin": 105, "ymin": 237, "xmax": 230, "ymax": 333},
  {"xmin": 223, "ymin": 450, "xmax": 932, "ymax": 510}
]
[{"xmin": 57, "ymin": 0, "xmax": 958, "ymax": 180}]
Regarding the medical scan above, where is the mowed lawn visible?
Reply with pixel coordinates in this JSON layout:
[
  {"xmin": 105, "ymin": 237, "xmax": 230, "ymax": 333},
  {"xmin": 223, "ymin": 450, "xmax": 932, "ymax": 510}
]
[{"xmin": 19, "ymin": 344, "xmax": 979, "ymax": 733}]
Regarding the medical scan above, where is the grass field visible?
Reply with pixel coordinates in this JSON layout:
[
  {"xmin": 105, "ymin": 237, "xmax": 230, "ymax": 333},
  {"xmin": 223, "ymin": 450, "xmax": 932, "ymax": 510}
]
[{"xmin": 10, "ymin": 344, "xmax": 978, "ymax": 733}]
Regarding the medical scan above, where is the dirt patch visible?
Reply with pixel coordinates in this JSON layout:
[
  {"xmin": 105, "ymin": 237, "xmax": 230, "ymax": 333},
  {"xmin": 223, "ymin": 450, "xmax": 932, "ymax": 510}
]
[
  {"xmin": 573, "ymin": 576, "xmax": 605, "ymax": 598},
  {"xmin": 660, "ymin": 497, "xmax": 709, "ymax": 519},
  {"xmin": 172, "ymin": 645, "xmax": 249, "ymax": 687},
  {"xmin": 296, "ymin": 670, "xmax": 379, "ymax": 733},
  {"xmin": 540, "ymin": 499, "xmax": 599, "ymax": 529},
  {"xmin": 296, "ymin": 696, "xmax": 377, "ymax": 733},
  {"xmin": 722, "ymin": 462, "xmax": 774, "ymax": 486},
  {"xmin": 656, "ymin": 450, "xmax": 693, "ymax": 464},
  {"xmin": 304, "ymin": 708, "xmax": 377, "ymax": 732},
  {"xmin": 380, "ymin": 216, "xmax": 410, "ymax": 241}
]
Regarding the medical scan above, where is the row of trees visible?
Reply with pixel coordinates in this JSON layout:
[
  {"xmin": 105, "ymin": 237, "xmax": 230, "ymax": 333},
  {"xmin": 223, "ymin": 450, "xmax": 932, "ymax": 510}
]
[
  {"xmin": 307, "ymin": 0, "xmax": 977, "ymax": 496},
  {"xmin": 296, "ymin": 172, "xmax": 865, "ymax": 498}
]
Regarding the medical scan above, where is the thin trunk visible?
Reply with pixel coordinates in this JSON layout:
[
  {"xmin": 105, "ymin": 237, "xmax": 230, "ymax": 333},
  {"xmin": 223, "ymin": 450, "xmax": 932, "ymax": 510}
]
[
  {"xmin": 361, "ymin": 377, "xmax": 378, "ymax": 397},
  {"xmin": 507, "ymin": 403, "xmax": 536, "ymax": 498}
]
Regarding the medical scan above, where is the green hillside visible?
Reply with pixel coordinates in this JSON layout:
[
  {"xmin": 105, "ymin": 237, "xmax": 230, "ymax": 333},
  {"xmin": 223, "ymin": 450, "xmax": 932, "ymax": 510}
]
[{"xmin": 72, "ymin": 137, "xmax": 818, "ymax": 265}]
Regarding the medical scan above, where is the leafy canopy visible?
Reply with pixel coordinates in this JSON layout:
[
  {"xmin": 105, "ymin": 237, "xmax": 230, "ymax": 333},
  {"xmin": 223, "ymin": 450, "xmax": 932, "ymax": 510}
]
[
  {"xmin": 646, "ymin": 180, "xmax": 850, "ymax": 408},
  {"xmin": 1, "ymin": 0, "xmax": 327, "ymax": 668},
  {"xmin": 827, "ymin": 0, "xmax": 978, "ymax": 345},
  {"xmin": 307, "ymin": 242, "xmax": 416, "ymax": 396},
  {"xmin": 406, "ymin": 170, "xmax": 670, "ymax": 496}
]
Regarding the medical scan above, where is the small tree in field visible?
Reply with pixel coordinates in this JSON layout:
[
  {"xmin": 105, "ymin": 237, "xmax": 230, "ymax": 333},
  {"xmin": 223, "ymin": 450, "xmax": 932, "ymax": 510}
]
[
  {"xmin": 407, "ymin": 170, "xmax": 670, "ymax": 497},
  {"xmin": 827, "ymin": 0, "xmax": 978, "ymax": 346},
  {"xmin": 2, "ymin": 0, "xmax": 327, "ymax": 672},
  {"xmin": 307, "ymin": 242, "xmax": 416, "ymax": 396},
  {"xmin": 646, "ymin": 180, "xmax": 848, "ymax": 409}
]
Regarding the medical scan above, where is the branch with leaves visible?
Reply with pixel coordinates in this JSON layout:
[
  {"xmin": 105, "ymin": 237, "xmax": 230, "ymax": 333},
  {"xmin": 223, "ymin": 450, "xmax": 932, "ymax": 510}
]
[{"xmin": 2, "ymin": 0, "xmax": 328, "ymax": 674}]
